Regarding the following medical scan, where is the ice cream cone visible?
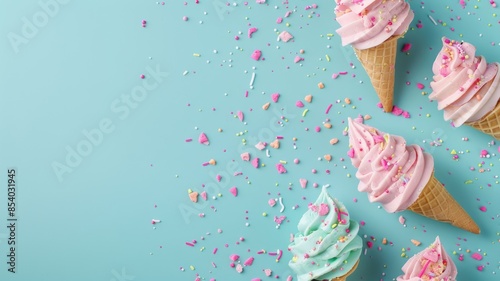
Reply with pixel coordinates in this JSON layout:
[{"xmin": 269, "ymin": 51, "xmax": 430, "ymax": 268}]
[
  {"xmin": 331, "ymin": 260, "xmax": 359, "ymax": 281},
  {"xmin": 354, "ymin": 34, "xmax": 404, "ymax": 112},
  {"xmin": 408, "ymin": 173, "xmax": 480, "ymax": 234},
  {"xmin": 465, "ymin": 100, "xmax": 500, "ymax": 140}
]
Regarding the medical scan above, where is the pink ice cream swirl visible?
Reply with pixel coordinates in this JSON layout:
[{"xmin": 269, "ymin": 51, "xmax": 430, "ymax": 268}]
[
  {"xmin": 335, "ymin": 0, "xmax": 414, "ymax": 50},
  {"xmin": 347, "ymin": 118, "xmax": 434, "ymax": 213},
  {"xmin": 429, "ymin": 37, "xmax": 500, "ymax": 127},
  {"xmin": 397, "ymin": 236, "xmax": 457, "ymax": 281}
]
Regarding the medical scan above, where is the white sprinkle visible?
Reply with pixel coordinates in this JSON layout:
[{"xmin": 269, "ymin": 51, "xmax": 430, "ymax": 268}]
[
  {"xmin": 279, "ymin": 197, "xmax": 285, "ymax": 213},
  {"xmin": 183, "ymin": 70, "xmax": 189, "ymax": 76},
  {"xmin": 266, "ymin": 149, "xmax": 271, "ymax": 158},
  {"xmin": 250, "ymin": 72, "xmax": 256, "ymax": 86},
  {"xmin": 428, "ymin": 15, "xmax": 437, "ymax": 25}
]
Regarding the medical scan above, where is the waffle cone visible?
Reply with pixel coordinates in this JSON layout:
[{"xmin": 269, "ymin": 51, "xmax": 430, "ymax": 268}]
[
  {"xmin": 408, "ymin": 173, "xmax": 480, "ymax": 234},
  {"xmin": 354, "ymin": 34, "xmax": 403, "ymax": 112},
  {"xmin": 330, "ymin": 260, "xmax": 359, "ymax": 281},
  {"xmin": 465, "ymin": 100, "xmax": 500, "ymax": 140}
]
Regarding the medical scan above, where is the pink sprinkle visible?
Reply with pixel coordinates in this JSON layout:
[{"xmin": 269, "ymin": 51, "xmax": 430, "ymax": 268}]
[
  {"xmin": 299, "ymin": 178, "xmax": 308, "ymax": 188},
  {"xmin": 479, "ymin": 206, "xmax": 487, "ymax": 212},
  {"xmin": 295, "ymin": 100, "xmax": 304, "ymax": 107},
  {"xmin": 294, "ymin": 56, "xmax": 303, "ymax": 63},
  {"xmin": 244, "ymin": 256, "xmax": 255, "ymax": 266},
  {"xmin": 347, "ymin": 148, "xmax": 355, "ymax": 158},
  {"xmin": 251, "ymin": 158, "xmax": 260, "ymax": 168},
  {"xmin": 315, "ymin": 126, "xmax": 321, "ymax": 132},
  {"xmin": 251, "ymin": 50, "xmax": 262, "ymax": 61},
  {"xmin": 276, "ymin": 17, "xmax": 283, "ymax": 24},
  {"xmin": 338, "ymin": 71, "xmax": 348, "ymax": 75},
  {"xmin": 248, "ymin": 27, "xmax": 258, "ymax": 38},
  {"xmin": 268, "ymin": 198, "xmax": 276, "ymax": 207},
  {"xmin": 332, "ymin": 73, "xmax": 339, "ymax": 79},
  {"xmin": 216, "ymin": 174, "xmax": 222, "ymax": 182},
  {"xmin": 366, "ymin": 241, "xmax": 373, "ymax": 249},
  {"xmin": 229, "ymin": 187, "xmax": 238, "ymax": 197},
  {"xmin": 271, "ymin": 93, "xmax": 280, "ymax": 102},
  {"xmin": 416, "ymin": 83, "xmax": 425, "ymax": 90},
  {"xmin": 477, "ymin": 265, "xmax": 485, "ymax": 271},
  {"xmin": 185, "ymin": 138, "xmax": 193, "ymax": 142},
  {"xmin": 401, "ymin": 43, "xmax": 412, "ymax": 52},
  {"xmin": 237, "ymin": 110, "xmax": 244, "ymax": 121},
  {"xmin": 399, "ymin": 215, "xmax": 406, "ymax": 225},
  {"xmin": 186, "ymin": 242, "xmax": 195, "ymax": 247},
  {"xmin": 213, "ymin": 248, "xmax": 218, "ymax": 254},
  {"xmin": 392, "ymin": 106, "xmax": 403, "ymax": 116},
  {"xmin": 140, "ymin": 74, "xmax": 145, "ymax": 79},
  {"xmin": 199, "ymin": 132, "xmax": 210, "ymax": 145},
  {"xmin": 402, "ymin": 111, "xmax": 410, "ymax": 118},
  {"xmin": 287, "ymin": 276, "xmax": 293, "ymax": 281},
  {"xmin": 376, "ymin": 102, "xmax": 383, "ymax": 108},
  {"xmin": 183, "ymin": 16, "xmax": 188, "ymax": 21},
  {"xmin": 234, "ymin": 35, "xmax": 240, "ymax": 40},
  {"xmin": 276, "ymin": 163, "xmax": 287, "ymax": 174},
  {"xmin": 325, "ymin": 103, "xmax": 333, "ymax": 114},
  {"xmin": 284, "ymin": 11, "xmax": 292, "ymax": 18},
  {"xmin": 230, "ymin": 254, "xmax": 240, "ymax": 261},
  {"xmin": 471, "ymin": 253, "xmax": 483, "ymax": 261}
]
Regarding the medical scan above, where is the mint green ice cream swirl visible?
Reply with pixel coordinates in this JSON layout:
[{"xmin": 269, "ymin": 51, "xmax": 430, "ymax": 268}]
[{"xmin": 288, "ymin": 186, "xmax": 362, "ymax": 281}]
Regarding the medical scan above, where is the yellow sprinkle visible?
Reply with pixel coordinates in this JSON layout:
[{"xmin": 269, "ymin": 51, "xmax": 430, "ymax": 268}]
[
  {"xmin": 193, "ymin": 53, "xmax": 201, "ymax": 57},
  {"xmin": 302, "ymin": 109, "xmax": 309, "ymax": 117},
  {"xmin": 190, "ymin": 265, "xmax": 195, "ymax": 270},
  {"xmin": 200, "ymin": 247, "xmax": 205, "ymax": 252},
  {"xmin": 279, "ymin": 160, "xmax": 287, "ymax": 164},
  {"xmin": 451, "ymin": 149, "xmax": 457, "ymax": 155},
  {"xmin": 262, "ymin": 212, "xmax": 267, "ymax": 217},
  {"xmin": 346, "ymin": 173, "xmax": 351, "ymax": 178},
  {"xmin": 188, "ymin": 189, "xmax": 193, "ymax": 193},
  {"xmin": 331, "ymin": 223, "xmax": 338, "ymax": 229},
  {"xmin": 426, "ymin": 114, "xmax": 431, "ymax": 117},
  {"xmin": 326, "ymin": 33, "xmax": 334, "ymax": 37},
  {"xmin": 217, "ymin": 193, "xmax": 222, "ymax": 197},
  {"xmin": 326, "ymin": 55, "xmax": 330, "ymax": 62}
]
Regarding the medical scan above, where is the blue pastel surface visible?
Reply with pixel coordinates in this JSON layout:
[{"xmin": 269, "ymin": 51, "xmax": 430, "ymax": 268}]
[{"xmin": 1, "ymin": 0, "xmax": 500, "ymax": 280}]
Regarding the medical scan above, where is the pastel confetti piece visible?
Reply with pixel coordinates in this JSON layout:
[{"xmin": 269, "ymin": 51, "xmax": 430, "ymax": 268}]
[
  {"xmin": 244, "ymin": 256, "xmax": 255, "ymax": 266},
  {"xmin": 237, "ymin": 111, "xmax": 244, "ymax": 121},
  {"xmin": 251, "ymin": 50, "xmax": 262, "ymax": 60},
  {"xmin": 318, "ymin": 82, "xmax": 325, "ymax": 89},
  {"xmin": 286, "ymin": 276, "xmax": 293, "ymax": 281},
  {"xmin": 278, "ymin": 31, "xmax": 293, "ymax": 42},
  {"xmin": 392, "ymin": 106, "xmax": 403, "ymax": 116},
  {"xmin": 295, "ymin": 100, "xmax": 304, "ymax": 107},
  {"xmin": 411, "ymin": 239, "xmax": 421, "ymax": 246},
  {"xmin": 248, "ymin": 27, "xmax": 258, "ymax": 38},
  {"xmin": 399, "ymin": 215, "xmax": 406, "ymax": 224},
  {"xmin": 262, "ymin": 102, "xmax": 270, "ymax": 110},
  {"xmin": 229, "ymin": 254, "xmax": 240, "ymax": 261},
  {"xmin": 240, "ymin": 152, "xmax": 250, "ymax": 161},
  {"xmin": 471, "ymin": 253, "xmax": 483, "ymax": 261},
  {"xmin": 304, "ymin": 94, "xmax": 312, "ymax": 103},
  {"xmin": 323, "ymin": 154, "xmax": 332, "ymax": 161},
  {"xmin": 416, "ymin": 82, "xmax": 425, "ymax": 89},
  {"xmin": 330, "ymin": 138, "xmax": 338, "ymax": 145},
  {"xmin": 264, "ymin": 269, "xmax": 272, "ymax": 276},
  {"xmin": 208, "ymin": 159, "xmax": 216, "ymax": 165},
  {"xmin": 251, "ymin": 158, "xmax": 260, "ymax": 168},
  {"xmin": 198, "ymin": 132, "xmax": 210, "ymax": 145},
  {"xmin": 200, "ymin": 191, "xmax": 208, "ymax": 201},
  {"xmin": 216, "ymin": 174, "xmax": 222, "ymax": 182},
  {"xmin": 332, "ymin": 73, "xmax": 339, "ymax": 79},
  {"xmin": 189, "ymin": 192, "xmax": 199, "ymax": 203},
  {"xmin": 276, "ymin": 163, "xmax": 287, "ymax": 174},
  {"xmin": 270, "ymin": 139, "xmax": 280, "ymax": 149},
  {"xmin": 294, "ymin": 56, "xmax": 303, "ymax": 63},
  {"xmin": 299, "ymin": 178, "xmax": 308, "ymax": 188},
  {"xmin": 255, "ymin": 142, "xmax": 267, "ymax": 150},
  {"xmin": 268, "ymin": 198, "xmax": 276, "ymax": 207},
  {"xmin": 271, "ymin": 93, "xmax": 280, "ymax": 102},
  {"xmin": 229, "ymin": 187, "xmax": 238, "ymax": 197},
  {"xmin": 235, "ymin": 263, "xmax": 243, "ymax": 273},
  {"xmin": 276, "ymin": 17, "xmax": 283, "ymax": 23}
]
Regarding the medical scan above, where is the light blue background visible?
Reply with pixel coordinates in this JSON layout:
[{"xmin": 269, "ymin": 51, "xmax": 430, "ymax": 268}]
[{"xmin": 1, "ymin": 0, "xmax": 500, "ymax": 280}]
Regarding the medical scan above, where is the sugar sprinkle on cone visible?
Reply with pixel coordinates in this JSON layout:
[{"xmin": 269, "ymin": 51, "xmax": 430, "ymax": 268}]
[
  {"xmin": 354, "ymin": 34, "xmax": 403, "ymax": 112},
  {"xmin": 408, "ymin": 173, "xmax": 480, "ymax": 234}
]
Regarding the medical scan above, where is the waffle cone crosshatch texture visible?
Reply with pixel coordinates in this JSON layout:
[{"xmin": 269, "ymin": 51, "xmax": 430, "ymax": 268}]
[{"xmin": 1, "ymin": 1, "xmax": 500, "ymax": 280}]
